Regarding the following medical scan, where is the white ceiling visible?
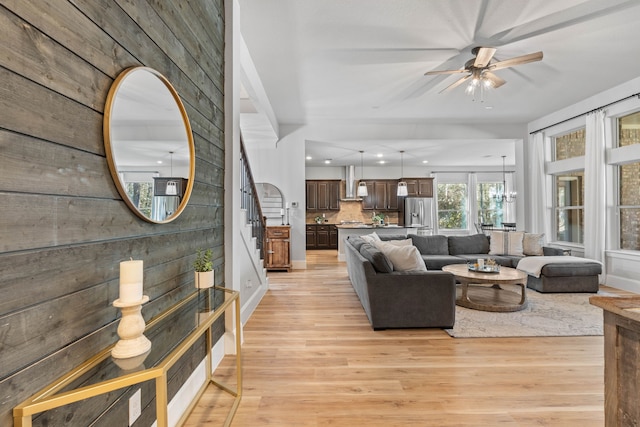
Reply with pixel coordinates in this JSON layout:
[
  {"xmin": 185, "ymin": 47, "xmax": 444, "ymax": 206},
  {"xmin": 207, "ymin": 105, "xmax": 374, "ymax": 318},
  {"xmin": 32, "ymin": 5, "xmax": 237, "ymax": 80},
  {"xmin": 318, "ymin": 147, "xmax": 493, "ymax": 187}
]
[{"xmin": 237, "ymin": 0, "xmax": 640, "ymax": 168}]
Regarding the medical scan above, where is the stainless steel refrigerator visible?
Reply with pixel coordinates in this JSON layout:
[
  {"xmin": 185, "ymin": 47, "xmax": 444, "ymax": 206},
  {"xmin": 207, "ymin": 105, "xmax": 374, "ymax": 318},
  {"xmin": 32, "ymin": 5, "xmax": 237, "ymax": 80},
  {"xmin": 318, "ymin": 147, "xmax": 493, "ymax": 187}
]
[{"xmin": 404, "ymin": 197, "xmax": 433, "ymax": 233}]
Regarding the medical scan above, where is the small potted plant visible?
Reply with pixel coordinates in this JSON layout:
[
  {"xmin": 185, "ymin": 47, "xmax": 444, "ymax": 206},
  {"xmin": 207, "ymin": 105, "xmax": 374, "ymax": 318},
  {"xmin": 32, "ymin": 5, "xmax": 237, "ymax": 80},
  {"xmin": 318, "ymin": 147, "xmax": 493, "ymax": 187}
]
[
  {"xmin": 314, "ymin": 215, "xmax": 324, "ymax": 224},
  {"xmin": 371, "ymin": 213, "xmax": 385, "ymax": 227},
  {"xmin": 193, "ymin": 248, "xmax": 214, "ymax": 288}
]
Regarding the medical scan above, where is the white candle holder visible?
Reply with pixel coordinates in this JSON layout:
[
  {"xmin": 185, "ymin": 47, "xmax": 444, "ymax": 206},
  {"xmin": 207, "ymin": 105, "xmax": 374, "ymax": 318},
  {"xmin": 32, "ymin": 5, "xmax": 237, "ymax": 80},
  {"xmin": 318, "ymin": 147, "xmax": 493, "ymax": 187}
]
[{"xmin": 112, "ymin": 295, "xmax": 151, "ymax": 359}]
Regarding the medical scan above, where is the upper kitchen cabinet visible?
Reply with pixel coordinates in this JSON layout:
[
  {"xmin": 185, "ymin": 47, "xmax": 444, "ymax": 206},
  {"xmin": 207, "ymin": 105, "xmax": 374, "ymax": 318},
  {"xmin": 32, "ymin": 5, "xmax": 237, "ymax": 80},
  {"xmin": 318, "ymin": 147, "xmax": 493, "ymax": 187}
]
[
  {"xmin": 306, "ymin": 180, "xmax": 340, "ymax": 211},
  {"xmin": 361, "ymin": 180, "xmax": 399, "ymax": 211},
  {"xmin": 404, "ymin": 178, "xmax": 434, "ymax": 197}
]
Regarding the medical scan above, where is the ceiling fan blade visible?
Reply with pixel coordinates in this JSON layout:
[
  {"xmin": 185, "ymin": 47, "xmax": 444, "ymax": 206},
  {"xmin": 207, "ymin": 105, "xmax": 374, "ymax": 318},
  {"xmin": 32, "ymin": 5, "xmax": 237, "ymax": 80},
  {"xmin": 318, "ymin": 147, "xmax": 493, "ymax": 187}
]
[
  {"xmin": 439, "ymin": 75, "xmax": 471, "ymax": 93},
  {"xmin": 489, "ymin": 51, "xmax": 543, "ymax": 71},
  {"xmin": 424, "ymin": 69, "xmax": 467, "ymax": 76},
  {"xmin": 483, "ymin": 71, "xmax": 506, "ymax": 88},
  {"xmin": 473, "ymin": 47, "xmax": 497, "ymax": 68}
]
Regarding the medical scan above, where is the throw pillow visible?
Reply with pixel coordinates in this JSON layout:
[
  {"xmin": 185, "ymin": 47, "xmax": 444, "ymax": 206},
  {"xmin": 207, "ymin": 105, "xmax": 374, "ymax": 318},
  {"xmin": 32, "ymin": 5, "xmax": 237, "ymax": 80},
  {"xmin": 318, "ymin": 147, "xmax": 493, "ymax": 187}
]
[
  {"xmin": 523, "ymin": 233, "xmax": 545, "ymax": 256},
  {"xmin": 373, "ymin": 238, "xmax": 412, "ymax": 249},
  {"xmin": 376, "ymin": 242, "xmax": 427, "ymax": 272},
  {"xmin": 359, "ymin": 243, "xmax": 393, "ymax": 273},
  {"xmin": 360, "ymin": 232, "xmax": 382, "ymax": 245},
  {"xmin": 489, "ymin": 231, "xmax": 524, "ymax": 256}
]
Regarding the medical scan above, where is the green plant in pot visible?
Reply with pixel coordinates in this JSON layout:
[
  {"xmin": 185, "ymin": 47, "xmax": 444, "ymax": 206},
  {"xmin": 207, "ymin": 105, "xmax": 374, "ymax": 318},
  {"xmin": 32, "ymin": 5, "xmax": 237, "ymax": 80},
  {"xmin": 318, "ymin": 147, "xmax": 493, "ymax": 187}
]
[
  {"xmin": 193, "ymin": 248, "xmax": 214, "ymax": 289},
  {"xmin": 371, "ymin": 213, "xmax": 385, "ymax": 227}
]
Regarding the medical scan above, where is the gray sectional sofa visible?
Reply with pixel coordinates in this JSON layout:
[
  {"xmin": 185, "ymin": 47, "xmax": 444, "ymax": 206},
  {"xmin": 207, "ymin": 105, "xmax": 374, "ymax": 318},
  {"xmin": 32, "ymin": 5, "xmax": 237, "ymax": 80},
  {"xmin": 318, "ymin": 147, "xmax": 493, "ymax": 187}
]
[
  {"xmin": 344, "ymin": 232, "xmax": 603, "ymax": 330},
  {"xmin": 344, "ymin": 234, "xmax": 456, "ymax": 330}
]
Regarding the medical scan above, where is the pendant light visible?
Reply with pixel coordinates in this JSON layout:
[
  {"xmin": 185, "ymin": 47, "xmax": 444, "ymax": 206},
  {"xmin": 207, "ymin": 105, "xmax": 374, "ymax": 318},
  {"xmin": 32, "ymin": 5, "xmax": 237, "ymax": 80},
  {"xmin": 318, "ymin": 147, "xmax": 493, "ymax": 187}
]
[
  {"xmin": 357, "ymin": 150, "xmax": 368, "ymax": 197},
  {"xmin": 397, "ymin": 151, "xmax": 408, "ymax": 196}
]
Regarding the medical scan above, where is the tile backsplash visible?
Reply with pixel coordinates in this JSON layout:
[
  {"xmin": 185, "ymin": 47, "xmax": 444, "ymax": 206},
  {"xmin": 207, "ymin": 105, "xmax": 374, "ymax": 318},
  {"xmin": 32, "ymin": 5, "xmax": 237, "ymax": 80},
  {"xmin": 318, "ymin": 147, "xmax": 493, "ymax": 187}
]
[{"xmin": 306, "ymin": 201, "xmax": 399, "ymax": 224}]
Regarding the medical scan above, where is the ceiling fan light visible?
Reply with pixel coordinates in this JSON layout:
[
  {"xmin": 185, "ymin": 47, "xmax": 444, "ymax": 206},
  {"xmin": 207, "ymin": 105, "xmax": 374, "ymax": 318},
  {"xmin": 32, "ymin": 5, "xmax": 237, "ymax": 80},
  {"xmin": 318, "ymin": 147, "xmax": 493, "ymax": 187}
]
[{"xmin": 483, "ymin": 78, "xmax": 493, "ymax": 88}]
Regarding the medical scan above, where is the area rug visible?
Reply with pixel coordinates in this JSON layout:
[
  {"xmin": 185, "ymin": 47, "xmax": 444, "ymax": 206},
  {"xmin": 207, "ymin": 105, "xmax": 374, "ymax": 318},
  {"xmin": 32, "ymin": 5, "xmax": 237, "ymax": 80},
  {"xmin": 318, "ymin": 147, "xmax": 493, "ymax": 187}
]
[{"xmin": 445, "ymin": 289, "xmax": 616, "ymax": 338}]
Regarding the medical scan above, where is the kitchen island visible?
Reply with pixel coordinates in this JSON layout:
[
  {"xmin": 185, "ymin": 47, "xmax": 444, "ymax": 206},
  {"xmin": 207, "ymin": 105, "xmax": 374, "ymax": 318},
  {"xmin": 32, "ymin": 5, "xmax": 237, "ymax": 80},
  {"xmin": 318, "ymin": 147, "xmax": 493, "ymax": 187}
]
[{"xmin": 336, "ymin": 225, "xmax": 421, "ymax": 261}]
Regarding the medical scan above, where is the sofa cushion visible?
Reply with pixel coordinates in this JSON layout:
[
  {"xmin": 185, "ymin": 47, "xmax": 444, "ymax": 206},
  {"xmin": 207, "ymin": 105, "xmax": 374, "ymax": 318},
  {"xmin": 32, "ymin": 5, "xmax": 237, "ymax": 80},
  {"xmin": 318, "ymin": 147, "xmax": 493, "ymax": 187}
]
[
  {"xmin": 376, "ymin": 242, "xmax": 427, "ymax": 272},
  {"xmin": 410, "ymin": 234, "xmax": 449, "ymax": 255},
  {"xmin": 421, "ymin": 255, "xmax": 467, "ymax": 270},
  {"xmin": 489, "ymin": 231, "xmax": 524, "ymax": 256},
  {"xmin": 346, "ymin": 236, "xmax": 367, "ymax": 252},
  {"xmin": 359, "ymin": 243, "xmax": 393, "ymax": 273},
  {"xmin": 540, "ymin": 262, "xmax": 602, "ymax": 277},
  {"xmin": 523, "ymin": 233, "xmax": 545, "ymax": 256},
  {"xmin": 379, "ymin": 234, "xmax": 410, "ymax": 242},
  {"xmin": 448, "ymin": 234, "xmax": 490, "ymax": 255}
]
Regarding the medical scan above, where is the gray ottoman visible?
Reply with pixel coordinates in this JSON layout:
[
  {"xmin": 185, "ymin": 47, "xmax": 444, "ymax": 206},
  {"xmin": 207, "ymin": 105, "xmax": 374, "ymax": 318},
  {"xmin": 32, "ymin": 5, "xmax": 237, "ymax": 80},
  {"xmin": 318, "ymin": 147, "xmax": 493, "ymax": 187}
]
[{"xmin": 526, "ymin": 262, "xmax": 602, "ymax": 293}]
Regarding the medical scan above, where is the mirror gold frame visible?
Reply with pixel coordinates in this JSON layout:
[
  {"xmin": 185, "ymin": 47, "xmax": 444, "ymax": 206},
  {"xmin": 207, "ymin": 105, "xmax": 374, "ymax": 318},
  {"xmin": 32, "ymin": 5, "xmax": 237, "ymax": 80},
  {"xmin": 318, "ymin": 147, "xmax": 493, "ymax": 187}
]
[{"xmin": 103, "ymin": 67, "xmax": 195, "ymax": 223}]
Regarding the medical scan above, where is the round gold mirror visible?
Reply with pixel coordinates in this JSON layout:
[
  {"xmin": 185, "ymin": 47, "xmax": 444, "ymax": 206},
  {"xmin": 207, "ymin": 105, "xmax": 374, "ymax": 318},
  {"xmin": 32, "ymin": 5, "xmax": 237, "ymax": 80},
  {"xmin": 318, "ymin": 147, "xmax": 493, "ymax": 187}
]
[{"xmin": 104, "ymin": 67, "xmax": 195, "ymax": 223}]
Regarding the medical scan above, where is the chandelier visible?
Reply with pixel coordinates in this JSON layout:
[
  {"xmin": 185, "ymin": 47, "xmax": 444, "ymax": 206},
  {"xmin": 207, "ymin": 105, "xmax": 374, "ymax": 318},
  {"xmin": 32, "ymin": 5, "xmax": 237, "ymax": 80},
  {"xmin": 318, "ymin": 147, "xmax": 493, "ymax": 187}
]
[{"xmin": 494, "ymin": 155, "xmax": 516, "ymax": 203}]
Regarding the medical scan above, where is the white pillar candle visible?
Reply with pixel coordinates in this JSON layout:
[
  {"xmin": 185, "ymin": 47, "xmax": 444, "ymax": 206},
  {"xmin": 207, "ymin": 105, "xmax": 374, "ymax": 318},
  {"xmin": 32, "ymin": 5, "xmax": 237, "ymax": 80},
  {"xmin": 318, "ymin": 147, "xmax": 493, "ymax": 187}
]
[
  {"xmin": 280, "ymin": 209, "xmax": 284, "ymax": 215},
  {"xmin": 119, "ymin": 260, "xmax": 143, "ymax": 303}
]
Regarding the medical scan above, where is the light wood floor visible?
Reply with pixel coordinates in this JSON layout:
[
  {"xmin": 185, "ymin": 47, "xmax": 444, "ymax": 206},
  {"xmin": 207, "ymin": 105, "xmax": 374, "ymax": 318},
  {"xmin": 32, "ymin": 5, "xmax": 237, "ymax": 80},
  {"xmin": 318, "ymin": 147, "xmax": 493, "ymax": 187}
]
[{"xmin": 185, "ymin": 250, "xmax": 628, "ymax": 427}]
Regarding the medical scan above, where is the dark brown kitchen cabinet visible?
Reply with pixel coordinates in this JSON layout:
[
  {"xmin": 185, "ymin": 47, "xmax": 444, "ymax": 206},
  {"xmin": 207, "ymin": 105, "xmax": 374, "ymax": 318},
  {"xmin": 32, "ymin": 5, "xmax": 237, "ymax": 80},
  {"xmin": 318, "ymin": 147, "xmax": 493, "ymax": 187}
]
[
  {"xmin": 306, "ymin": 180, "xmax": 340, "ymax": 211},
  {"xmin": 305, "ymin": 224, "xmax": 338, "ymax": 249},
  {"xmin": 306, "ymin": 225, "xmax": 317, "ymax": 249},
  {"xmin": 361, "ymin": 180, "xmax": 399, "ymax": 211},
  {"xmin": 404, "ymin": 178, "xmax": 433, "ymax": 197}
]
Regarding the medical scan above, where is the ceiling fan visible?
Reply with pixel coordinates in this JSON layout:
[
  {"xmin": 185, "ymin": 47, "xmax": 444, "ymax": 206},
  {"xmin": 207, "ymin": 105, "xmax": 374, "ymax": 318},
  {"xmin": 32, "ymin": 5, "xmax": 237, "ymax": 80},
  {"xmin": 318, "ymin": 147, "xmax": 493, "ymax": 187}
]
[{"xmin": 425, "ymin": 47, "xmax": 543, "ymax": 94}]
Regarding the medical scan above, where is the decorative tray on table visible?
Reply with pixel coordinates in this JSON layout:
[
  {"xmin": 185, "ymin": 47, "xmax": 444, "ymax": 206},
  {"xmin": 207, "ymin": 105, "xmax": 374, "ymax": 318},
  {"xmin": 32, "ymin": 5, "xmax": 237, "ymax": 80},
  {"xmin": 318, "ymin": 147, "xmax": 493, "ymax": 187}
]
[{"xmin": 467, "ymin": 264, "xmax": 500, "ymax": 273}]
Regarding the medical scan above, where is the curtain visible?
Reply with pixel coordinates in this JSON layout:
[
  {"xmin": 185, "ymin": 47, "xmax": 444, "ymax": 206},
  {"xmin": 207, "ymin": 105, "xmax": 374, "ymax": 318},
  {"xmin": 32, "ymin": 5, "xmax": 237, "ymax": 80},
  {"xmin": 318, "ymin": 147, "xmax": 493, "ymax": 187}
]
[
  {"xmin": 528, "ymin": 132, "xmax": 549, "ymax": 237},
  {"xmin": 584, "ymin": 109, "xmax": 606, "ymax": 282}
]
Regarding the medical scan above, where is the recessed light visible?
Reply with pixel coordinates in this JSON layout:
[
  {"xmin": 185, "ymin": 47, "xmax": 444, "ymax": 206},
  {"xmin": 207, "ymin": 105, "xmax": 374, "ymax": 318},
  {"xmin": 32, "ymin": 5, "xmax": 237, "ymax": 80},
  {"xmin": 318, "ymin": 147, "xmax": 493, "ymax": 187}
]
[
  {"xmin": 324, "ymin": 159, "xmax": 331, "ymax": 164},
  {"xmin": 306, "ymin": 156, "xmax": 312, "ymax": 160},
  {"xmin": 485, "ymin": 106, "xmax": 493, "ymax": 110},
  {"xmin": 376, "ymin": 153, "xmax": 383, "ymax": 158},
  {"xmin": 379, "ymin": 160, "xmax": 386, "ymax": 164},
  {"xmin": 157, "ymin": 160, "xmax": 163, "ymax": 164},
  {"xmin": 422, "ymin": 160, "xmax": 429, "ymax": 164}
]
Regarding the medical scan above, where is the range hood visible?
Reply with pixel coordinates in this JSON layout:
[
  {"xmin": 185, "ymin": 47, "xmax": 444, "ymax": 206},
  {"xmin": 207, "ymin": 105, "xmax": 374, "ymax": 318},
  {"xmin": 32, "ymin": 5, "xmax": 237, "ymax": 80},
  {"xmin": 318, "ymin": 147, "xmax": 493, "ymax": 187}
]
[{"xmin": 341, "ymin": 165, "xmax": 363, "ymax": 201}]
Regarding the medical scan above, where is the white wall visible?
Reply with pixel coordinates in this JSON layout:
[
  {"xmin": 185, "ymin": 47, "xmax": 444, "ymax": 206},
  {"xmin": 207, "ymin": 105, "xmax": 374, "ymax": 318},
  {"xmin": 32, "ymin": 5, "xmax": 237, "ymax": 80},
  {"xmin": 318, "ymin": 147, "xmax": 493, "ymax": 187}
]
[{"xmin": 244, "ymin": 125, "xmax": 307, "ymax": 268}]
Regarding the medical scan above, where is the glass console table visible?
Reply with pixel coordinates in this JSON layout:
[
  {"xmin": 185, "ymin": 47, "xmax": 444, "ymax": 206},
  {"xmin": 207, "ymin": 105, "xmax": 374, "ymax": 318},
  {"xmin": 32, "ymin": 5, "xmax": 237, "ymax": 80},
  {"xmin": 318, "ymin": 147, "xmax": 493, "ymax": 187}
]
[{"xmin": 13, "ymin": 286, "xmax": 241, "ymax": 427}]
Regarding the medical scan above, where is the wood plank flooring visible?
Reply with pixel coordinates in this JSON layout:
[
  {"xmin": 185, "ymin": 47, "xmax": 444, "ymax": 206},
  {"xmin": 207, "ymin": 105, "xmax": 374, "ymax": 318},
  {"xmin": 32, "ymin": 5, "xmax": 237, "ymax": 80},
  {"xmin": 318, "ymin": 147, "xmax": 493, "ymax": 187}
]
[{"xmin": 185, "ymin": 250, "xmax": 629, "ymax": 427}]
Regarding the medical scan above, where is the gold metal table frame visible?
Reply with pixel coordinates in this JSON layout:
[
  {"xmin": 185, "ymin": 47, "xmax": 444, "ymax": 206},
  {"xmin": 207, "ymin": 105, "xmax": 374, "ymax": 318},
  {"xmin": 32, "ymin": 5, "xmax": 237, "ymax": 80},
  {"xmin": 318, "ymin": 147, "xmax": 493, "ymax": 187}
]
[{"xmin": 13, "ymin": 286, "xmax": 242, "ymax": 427}]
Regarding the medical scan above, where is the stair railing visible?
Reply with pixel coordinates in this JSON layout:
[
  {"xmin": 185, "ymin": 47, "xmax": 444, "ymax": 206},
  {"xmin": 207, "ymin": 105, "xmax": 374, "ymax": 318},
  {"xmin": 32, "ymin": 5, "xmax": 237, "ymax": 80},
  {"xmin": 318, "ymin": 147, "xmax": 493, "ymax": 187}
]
[{"xmin": 240, "ymin": 138, "xmax": 266, "ymax": 259}]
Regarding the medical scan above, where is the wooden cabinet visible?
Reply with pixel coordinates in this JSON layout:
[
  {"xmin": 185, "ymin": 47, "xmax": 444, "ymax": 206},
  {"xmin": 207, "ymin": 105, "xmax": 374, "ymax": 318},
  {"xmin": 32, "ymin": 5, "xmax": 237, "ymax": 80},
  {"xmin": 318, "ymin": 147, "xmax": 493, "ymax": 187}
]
[
  {"xmin": 306, "ymin": 224, "xmax": 338, "ymax": 249},
  {"xmin": 306, "ymin": 180, "xmax": 340, "ymax": 211},
  {"xmin": 306, "ymin": 225, "xmax": 317, "ymax": 249},
  {"xmin": 361, "ymin": 180, "xmax": 399, "ymax": 211},
  {"xmin": 265, "ymin": 226, "xmax": 291, "ymax": 271},
  {"xmin": 306, "ymin": 181, "xmax": 318, "ymax": 210},
  {"xmin": 404, "ymin": 178, "xmax": 433, "ymax": 197}
]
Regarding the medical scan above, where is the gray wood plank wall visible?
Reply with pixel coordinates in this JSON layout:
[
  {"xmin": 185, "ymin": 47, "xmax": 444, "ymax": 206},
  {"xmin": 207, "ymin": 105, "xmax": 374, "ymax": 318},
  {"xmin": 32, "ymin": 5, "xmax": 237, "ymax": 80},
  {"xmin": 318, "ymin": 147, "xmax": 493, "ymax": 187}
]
[{"xmin": 0, "ymin": 1, "xmax": 226, "ymax": 425}]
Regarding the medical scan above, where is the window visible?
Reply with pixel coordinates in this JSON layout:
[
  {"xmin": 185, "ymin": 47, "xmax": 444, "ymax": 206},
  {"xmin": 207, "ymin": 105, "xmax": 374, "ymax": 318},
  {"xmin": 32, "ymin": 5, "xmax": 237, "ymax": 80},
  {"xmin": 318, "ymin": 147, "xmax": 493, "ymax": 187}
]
[
  {"xmin": 476, "ymin": 182, "xmax": 504, "ymax": 226},
  {"xmin": 619, "ymin": 111, "xmax": 640, "ymax": 147},
  {"xmin": 437, "ymin": 183, "xmax": 468, "ymax": 229},
  {"xmin": 554, "ymin": 129, "xmax": 585, "ymax": 160},
  {"xmin": 617, "ymin": 111, "xmax": 640, "ymax": 250},
  {"xmin": 125, "ymin": 182, "xmax": 154, "ymax": 217},
  {"xmin": 555, "ymin": 172, "xmax": 584, "ymax": 243}
]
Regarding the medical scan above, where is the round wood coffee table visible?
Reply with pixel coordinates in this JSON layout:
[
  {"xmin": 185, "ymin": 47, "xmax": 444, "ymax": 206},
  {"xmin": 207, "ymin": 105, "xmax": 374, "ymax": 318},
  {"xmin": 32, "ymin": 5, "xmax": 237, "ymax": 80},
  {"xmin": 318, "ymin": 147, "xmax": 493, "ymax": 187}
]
[{"xmin": 442, "ymin": 264, "xmax": 528, "ymax": 312}]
